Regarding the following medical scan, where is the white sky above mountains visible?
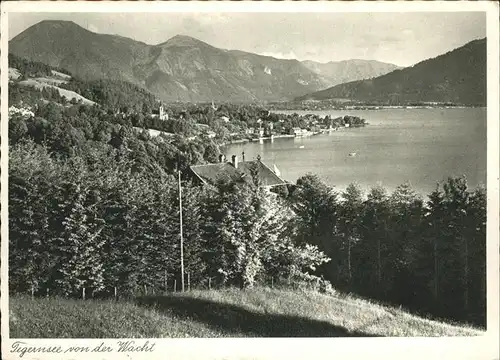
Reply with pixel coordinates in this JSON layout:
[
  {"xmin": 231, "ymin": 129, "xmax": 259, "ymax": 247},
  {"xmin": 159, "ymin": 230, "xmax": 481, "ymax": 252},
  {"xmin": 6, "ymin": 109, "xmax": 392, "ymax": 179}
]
[{"xmin": 9, "ymin": 12, "xmax": 486, "ymax": 67}]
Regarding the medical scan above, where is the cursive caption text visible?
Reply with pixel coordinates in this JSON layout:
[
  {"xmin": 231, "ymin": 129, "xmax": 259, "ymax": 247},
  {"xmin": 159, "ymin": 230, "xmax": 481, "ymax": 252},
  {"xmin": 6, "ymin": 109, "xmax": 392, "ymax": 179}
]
[{"xmin": 11, "ymin": 340, "xmax": 156, "ymax": 358}]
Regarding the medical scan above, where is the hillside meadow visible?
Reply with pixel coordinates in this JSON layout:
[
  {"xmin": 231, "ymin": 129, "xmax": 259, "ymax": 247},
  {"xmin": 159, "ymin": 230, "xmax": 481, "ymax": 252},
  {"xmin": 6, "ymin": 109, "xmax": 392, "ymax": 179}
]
[{"xmin": 10, "ymin": 288, "xmax": 483, "ymax": 338}]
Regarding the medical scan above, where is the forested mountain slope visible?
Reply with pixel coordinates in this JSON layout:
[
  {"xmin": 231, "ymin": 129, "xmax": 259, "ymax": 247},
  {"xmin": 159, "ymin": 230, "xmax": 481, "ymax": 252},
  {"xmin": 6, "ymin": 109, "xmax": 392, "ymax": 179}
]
[{"xmin": 297, "ymin": 38, "xmax": 486, "ymax": 106}]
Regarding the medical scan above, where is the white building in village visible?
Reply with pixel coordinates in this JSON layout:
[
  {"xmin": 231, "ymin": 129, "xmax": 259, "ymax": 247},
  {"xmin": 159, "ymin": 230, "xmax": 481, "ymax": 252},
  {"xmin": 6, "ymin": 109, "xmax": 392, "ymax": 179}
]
[{"xmin": 151, "ymin": 105, "xmax": 168, "ymax": 121}]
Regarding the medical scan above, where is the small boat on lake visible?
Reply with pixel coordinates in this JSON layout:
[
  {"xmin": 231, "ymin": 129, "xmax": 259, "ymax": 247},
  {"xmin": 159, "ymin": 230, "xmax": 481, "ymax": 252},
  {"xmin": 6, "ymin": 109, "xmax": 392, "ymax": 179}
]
[
  {"xmin": 299, "ymin": 145, "xmax": 305, "ymax": 149},
  {"xmin": 348, "ymin": 152, "xmax": 357, "ymax": 157}
]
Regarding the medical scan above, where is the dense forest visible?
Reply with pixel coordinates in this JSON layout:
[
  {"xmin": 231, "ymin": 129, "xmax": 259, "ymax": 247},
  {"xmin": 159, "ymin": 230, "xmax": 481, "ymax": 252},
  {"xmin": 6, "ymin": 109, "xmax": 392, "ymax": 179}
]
[
  {"xmin": 58, "ymin": 78, "xmax": 158, "ymax": 113},
  {"xmin": 8, "ymin": 102, "xmax": 330, "ymax": 298},
  {"xmin": 8, "ymin": 56, "xmax": 486, "ymax": 328},
  {"xmin": 286, "ymin": 175, "xmax": 486, "ymax": 326},
  {"xmin": 8, "ymin": 53, "xmax": 71, "ymax": 78},
  {"xmin": 9, "ymin": 53, "xmax": 158, "ymax": 113}
]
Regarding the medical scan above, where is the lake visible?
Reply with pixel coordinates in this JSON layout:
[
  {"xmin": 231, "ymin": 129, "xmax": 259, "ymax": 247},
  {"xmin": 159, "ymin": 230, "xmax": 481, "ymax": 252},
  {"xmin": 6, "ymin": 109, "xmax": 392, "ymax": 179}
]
[{"xmin": 223, "ymin": 108, "xmax": 487, "ymax": 197}]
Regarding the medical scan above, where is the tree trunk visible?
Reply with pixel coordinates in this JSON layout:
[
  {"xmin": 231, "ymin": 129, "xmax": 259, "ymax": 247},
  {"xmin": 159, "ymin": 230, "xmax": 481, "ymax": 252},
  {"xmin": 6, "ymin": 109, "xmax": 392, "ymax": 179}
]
[
  {"xmin": 464, "ymin": 236, "xmax": 469, "ymax": 312},
  {"xmin": 377, "ymin": 237, "xmax": 382, "ymax": 286},
  {"xmin": 434, "ymin": 238, "xmax": 439, "ymax": 303},
  {"xmin": 347, "ymin": 236, "xmax": 351, "ymax": 282}
]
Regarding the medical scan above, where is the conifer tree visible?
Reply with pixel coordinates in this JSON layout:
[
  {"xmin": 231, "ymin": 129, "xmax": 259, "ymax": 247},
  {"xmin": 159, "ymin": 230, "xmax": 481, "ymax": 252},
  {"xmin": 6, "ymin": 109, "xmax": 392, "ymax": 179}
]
[
  {"xmin": 338, "ymin": 183, "xmax": 363, "ymax": 286},
  {"xmin": 420, "ymin": 185, "xmax": 446, "ymax": 309},
  {"xmin": 53, "ymin": 162, "xmax": 105, "ymax": 296},
  {"xmin": 357, "ymin": 185, "xmax": 389, "ymax": 296},
  {"xmin": 9, "ymin": 141, "xmax": 58, "ymax": 294},
  {"xmin": 466, "ymin": 186, "xmax": 486, "ymax": 323},
  {"xmin": 100, "ymin": 171, "xmax": 145, "ymax": 295},
  {"xmin": 441, "ymin": 176, "xmax": 470, "ymax": 315},
  {"xmin": 387, "ymin": 183, "xmax": 424, "ymax": 302},
  {"xmin": 290, "ymin": 174, "xmax": 338, "ymax": 249}
]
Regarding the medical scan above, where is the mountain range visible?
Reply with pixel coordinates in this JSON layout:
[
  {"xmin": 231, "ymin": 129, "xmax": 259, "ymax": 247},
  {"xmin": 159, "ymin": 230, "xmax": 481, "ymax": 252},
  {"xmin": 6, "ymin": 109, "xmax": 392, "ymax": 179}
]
[
  {"xmin": 297, "ymin": 38, "xmax": 486, "ymax": 106},
  {"xmin": 9, "ymin": 20, "xmax": 400, "ymax": 103},
  {"xmin": 301, "ymin": 59, "xmax": 401, "ymax": 87}
]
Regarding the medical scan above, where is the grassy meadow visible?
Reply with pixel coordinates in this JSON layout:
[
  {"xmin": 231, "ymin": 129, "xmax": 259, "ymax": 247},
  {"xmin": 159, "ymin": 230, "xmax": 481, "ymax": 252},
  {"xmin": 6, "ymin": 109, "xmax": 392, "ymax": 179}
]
[{"xmin": 10, "ymin": 287, "xmax": 483, "ymax": 338}]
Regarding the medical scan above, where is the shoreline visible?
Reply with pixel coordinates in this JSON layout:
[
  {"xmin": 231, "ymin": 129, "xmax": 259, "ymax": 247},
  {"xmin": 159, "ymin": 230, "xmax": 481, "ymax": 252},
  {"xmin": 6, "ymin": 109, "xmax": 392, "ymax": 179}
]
[
  {"xmin": 268, "ymin": 105, "xmax": 485, "ymax": 112},
  {"xmin": 220, "ymin": 126, "xmax": 367, "ymax": 146}
]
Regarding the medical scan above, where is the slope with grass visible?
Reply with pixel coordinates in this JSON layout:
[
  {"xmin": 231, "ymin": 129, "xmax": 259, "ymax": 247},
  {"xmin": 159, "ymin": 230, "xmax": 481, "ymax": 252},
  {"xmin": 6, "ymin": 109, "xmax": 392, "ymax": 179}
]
[
  {"xmin": 9, "ymin": 54, "xmax": 161, "ymax": 111},
  {"xmin": 18, "ymin": 78, "xmax": 96, "ymax": 106},
  {"xmin": 10, "ymin": 288, "xmax": 483, "ymax": 338}
]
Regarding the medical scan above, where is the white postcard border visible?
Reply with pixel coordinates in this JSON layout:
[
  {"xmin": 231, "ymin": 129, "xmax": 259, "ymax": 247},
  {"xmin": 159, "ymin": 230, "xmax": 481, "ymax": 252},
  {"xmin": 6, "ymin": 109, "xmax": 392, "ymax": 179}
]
[{"xmin": 1, "ymin": 2, "xmax": 499, "ymax": 360}]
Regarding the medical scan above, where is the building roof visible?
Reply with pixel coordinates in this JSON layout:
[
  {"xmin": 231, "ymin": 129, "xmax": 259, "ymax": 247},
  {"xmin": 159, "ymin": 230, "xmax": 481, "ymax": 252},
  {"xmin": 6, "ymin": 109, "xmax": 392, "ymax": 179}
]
[{"xmin": 190, "ymin": 160, "xmax": 286, "ymax": 187}]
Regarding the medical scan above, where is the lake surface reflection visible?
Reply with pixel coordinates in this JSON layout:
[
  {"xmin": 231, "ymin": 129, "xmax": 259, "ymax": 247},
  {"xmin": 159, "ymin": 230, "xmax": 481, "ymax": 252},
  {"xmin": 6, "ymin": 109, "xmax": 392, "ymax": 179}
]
[{"xmin": 224, "ymin": 108, "xmax": 486, "ymax": 197}]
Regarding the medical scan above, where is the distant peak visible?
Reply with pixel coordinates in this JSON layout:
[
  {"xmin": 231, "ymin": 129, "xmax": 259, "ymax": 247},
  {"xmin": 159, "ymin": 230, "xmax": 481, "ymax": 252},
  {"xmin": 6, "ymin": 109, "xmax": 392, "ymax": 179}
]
[
  {"xmin": 23, "ymin": 20, "xmax": 91, "ymax": 35},
  {"xmin": 11, "ymin": 20, "xmax": 88, "ymax": 42},
  {"xmin": 171, "ymin": 34, "xmax": 198, "ymax": 41},
  {"xmin": 159, "ymin": 34, "xmax": 210, "ymax": 48},
  {"xmin": 36, "ymin": 20, "xmax": 80, "ymax": 28}
]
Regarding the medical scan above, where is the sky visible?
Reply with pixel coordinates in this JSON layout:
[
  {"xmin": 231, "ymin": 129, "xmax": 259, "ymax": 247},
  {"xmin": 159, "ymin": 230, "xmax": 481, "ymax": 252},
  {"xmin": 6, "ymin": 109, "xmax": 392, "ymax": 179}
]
[{"xmin": 8, "ymin": 12, "xmax": 486, "ymax": 67}]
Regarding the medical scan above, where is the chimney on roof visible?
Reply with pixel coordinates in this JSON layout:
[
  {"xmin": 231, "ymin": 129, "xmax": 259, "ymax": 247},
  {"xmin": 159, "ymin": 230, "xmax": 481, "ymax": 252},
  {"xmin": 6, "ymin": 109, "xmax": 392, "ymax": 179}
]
[{"xmin": 231, "ymin": 155, "xmax": 238, "ymax": 169}]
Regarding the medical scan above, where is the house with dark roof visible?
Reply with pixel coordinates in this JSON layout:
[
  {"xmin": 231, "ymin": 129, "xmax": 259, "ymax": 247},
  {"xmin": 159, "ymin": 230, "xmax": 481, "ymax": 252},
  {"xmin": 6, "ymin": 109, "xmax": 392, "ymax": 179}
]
[{"xmin": 189, "ymin": 154, "xmax": 287, "ymax": 188}]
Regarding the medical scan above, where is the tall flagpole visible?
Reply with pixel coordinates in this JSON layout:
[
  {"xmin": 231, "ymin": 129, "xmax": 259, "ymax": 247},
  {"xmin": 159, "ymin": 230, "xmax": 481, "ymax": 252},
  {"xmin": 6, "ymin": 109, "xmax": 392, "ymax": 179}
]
[{"xmin": 179, "ymin": 170, "xmax": 185, "ymax": 292}]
